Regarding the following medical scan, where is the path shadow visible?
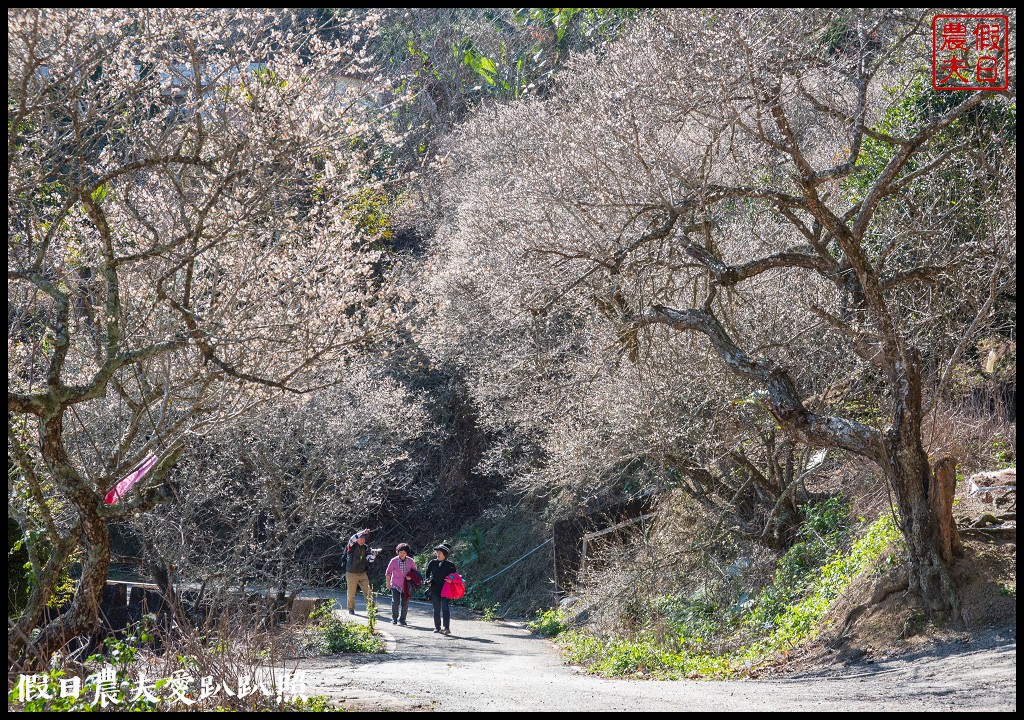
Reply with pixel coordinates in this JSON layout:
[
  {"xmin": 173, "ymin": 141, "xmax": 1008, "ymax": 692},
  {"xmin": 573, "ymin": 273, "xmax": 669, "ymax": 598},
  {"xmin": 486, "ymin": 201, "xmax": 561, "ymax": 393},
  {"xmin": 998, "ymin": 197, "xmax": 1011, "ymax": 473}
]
[{"xmin": 439, "ymin": 635, "xmax": 495, "ymax": 644}]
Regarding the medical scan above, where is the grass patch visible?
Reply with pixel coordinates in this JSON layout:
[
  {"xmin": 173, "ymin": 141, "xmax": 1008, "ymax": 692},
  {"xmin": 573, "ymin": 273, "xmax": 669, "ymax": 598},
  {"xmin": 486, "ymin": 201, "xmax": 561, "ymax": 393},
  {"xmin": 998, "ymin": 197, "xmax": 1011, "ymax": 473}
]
[
  {"xmin": 557, "ymin": 502, "xmax": 904, "ymax": 679},
  {"xmin": 741, "ymin": 510, "xmax": 902, "ymax": 659},
  {"xmin": 526, "ymin": 608, "xmax": 567, "ymax": 637},
  {"xmin": 306, "ymin": 605, "xmax": 385, "ymax": 655},
  {"xmin": 279, "ymin": 695, "xmax": 345, "ymax": 712}
]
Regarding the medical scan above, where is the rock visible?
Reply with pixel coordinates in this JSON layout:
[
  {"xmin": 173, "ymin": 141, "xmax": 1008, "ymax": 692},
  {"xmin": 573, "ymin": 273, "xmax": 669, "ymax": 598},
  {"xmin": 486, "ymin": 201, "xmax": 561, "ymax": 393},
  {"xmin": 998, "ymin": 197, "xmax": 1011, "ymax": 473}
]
[{"xmin": 968, "ymin": 468, "xmax": 1016, "ymax": 506}]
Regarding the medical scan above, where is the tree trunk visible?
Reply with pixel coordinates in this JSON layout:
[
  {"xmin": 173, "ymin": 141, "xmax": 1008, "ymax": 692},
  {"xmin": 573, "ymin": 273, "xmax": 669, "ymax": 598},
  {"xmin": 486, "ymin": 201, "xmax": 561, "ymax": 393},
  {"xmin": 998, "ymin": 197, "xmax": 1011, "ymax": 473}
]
[
  {"xmin": 7, "ymin": 532, "xmax": 78, "ymax": 668},
  {"xmin": 27, "ymin": 412, "xmax": 113, "ymax": 664},
  {"xmin": 883, "ymin": 349, "xmax": 962, "ymax": 620},
  {"xmin": 929, "ymin": 456, "xmax": 964, "ymax": 564},
  {"xmin": 642, "ymin": 309, "xmax": 965, "ymax": 617},
  {"xmin": 885, "ymin": 437, "xmax": 961, "ymax": 620},
  {"xmin": 30, "ymin": 509, "xmax": 111, "ymax": 664}
]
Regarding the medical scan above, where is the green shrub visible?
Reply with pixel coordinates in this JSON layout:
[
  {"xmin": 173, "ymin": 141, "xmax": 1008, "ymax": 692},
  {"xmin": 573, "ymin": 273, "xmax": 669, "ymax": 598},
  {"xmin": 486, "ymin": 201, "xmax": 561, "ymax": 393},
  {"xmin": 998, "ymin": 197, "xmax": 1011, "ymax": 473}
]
[
  {"xmin": 279, "ymin": 694, "xmax": 344, "ymax": 712},
  {"xmin": 482, "ymin": 602, "xmax": 502, "ymax": 621},
  {"xmin": 745, "ymin": 510, "xmax": 902, "ymax": 657},
  {"xmin": 558, "ymin": 631, "xmax": 737, "ymax": 678},
  {"xmin": 651, "ymin": 594, "xmax": 735, "ymax": 648},
  {"xmin": 556, "ymin": 504, "xmax": 904, "ymax": 679},
  {"xmin": 526, "ymin": 608, "xmax": 567, "ymax": 637},
  {"xmin": 307, "ymin": 606, "xmax": 385, "ymax": 655},
  {"xmin": 745, "ymin": 496, "xmax": 850, "ymax": 632}
]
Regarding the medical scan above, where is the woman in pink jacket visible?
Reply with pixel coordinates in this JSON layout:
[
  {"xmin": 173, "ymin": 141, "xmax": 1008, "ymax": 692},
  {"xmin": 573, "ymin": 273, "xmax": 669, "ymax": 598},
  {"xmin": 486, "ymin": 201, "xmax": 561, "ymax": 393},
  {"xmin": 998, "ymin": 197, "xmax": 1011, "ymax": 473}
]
[{"xmin": 384, "ymin": 543, "xmax": 418, "ymax": 626}]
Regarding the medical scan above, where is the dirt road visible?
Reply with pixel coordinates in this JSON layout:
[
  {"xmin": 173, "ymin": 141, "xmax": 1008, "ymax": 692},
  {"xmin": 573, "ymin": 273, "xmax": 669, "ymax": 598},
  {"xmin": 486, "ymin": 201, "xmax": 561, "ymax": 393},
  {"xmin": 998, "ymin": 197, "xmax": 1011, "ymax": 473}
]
[{"xmin": 294, "ymin": 594, "xmax": 1016, "ymax": 712}]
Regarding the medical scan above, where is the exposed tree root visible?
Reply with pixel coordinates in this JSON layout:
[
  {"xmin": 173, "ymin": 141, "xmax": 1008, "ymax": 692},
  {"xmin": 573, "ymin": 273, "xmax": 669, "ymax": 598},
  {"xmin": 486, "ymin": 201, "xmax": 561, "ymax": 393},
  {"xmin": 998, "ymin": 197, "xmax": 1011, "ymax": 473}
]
[
  {"xmin": 836, "ymin": 570, "xmax": 911, "ymax": 642},
  {"xmin": 959, "ymin": 527, "xmax": 1016, "ymax": 541}
]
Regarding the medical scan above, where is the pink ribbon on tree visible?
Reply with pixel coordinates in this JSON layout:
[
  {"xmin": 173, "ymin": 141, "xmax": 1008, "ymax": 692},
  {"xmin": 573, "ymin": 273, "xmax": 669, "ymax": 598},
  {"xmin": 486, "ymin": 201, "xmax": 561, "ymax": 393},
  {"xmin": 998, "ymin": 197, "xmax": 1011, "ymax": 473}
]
[{"xmin": 105, "ymin": 453, "xmax": 158, "ymax": 505}]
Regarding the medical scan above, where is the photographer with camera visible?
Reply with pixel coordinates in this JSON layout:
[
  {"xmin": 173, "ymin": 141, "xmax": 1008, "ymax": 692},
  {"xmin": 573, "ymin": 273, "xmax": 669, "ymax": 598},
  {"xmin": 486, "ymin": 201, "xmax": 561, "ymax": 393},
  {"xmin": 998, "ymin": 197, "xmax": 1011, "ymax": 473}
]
[{"xmin": 344, "ymin": 529, "xmax": 378, "ymax": 615}]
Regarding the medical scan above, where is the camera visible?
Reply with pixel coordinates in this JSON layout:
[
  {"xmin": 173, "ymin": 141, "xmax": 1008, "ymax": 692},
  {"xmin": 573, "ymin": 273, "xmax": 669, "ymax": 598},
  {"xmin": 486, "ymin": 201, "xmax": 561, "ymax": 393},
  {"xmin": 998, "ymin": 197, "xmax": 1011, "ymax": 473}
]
[{"xmin": 369, "ymin": 547, "xmax": 382, "ymax": 559}]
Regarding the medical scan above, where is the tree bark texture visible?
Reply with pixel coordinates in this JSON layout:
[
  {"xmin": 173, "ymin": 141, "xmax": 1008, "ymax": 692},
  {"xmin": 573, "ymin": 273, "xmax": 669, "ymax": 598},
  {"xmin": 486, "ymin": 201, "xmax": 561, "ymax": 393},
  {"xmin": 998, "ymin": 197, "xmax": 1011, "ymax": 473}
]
[
  {"xmin": 884, "ymin": 352, "xmax": 961, "ymax": 619},
  {"xmin": 21, "ymin": 510, "xmax": 111, "ymax": 667},
  {"xmin": 19, "ymin": 413, "xmax": 114, "ymax": 665},
  {"xmin": 930, "ymin": 456, "xmax": 964, "ymax": 565},
  {"xmin": 885, "ymin": 440, "xmax": 961, "ymax": 620}
]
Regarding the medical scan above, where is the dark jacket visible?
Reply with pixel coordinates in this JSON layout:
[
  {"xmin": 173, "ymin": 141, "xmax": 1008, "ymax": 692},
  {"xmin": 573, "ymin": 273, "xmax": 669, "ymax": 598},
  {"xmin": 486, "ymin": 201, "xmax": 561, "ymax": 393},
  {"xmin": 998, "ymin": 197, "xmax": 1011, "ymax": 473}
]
[
  {"xmin": 346, "ymin": 542, "xmax": 372, "ymax": 574},
  {"xmin": 425, "ymin": 558, "xmax": 457, "ymax": 595}
]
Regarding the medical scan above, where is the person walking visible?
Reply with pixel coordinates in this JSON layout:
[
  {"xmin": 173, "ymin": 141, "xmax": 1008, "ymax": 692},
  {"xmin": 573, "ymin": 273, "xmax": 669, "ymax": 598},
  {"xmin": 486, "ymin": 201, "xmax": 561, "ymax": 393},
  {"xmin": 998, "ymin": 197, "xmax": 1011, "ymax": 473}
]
[
  {"xmin": 425, "ymin": 543, "xmax": 457, "ymax": 635},
  {"xmin": 384, "ymin": 543, "xmax": 418, "ymax": 626},
  {"xmin": 345, "ymin": 529, "xmax": 377, "ymax": 615}
]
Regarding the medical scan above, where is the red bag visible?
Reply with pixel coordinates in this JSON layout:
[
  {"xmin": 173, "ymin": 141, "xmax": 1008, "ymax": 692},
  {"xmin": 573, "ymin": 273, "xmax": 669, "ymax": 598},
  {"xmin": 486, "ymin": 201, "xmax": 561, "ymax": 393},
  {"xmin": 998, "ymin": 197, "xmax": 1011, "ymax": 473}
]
[
  {"xmin": 405, "ymin": 568, "xmax": 423, "ymax": 596},
  {"xmin": 441, "ymin": 572, "xmax": 465, "ymax": 600}
]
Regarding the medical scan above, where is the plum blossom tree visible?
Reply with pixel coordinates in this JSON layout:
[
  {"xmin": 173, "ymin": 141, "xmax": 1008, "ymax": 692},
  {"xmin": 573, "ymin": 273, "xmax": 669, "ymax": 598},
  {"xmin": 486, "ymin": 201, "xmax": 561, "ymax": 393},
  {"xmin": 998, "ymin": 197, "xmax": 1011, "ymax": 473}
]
[
  {"xmin": 429, "ymin": 8, "xmax": 1015, "ymax": 616},
  {"xmin": 8, "ymin": 8, "xmax": 393, "ymax": 662},
  {"xmin": 419, "ymin": 229, "xmax": 826, "ymax": 548},
  {"xmin": 135, "ymin": 360, "xmax": 429, "ymax": 617}
]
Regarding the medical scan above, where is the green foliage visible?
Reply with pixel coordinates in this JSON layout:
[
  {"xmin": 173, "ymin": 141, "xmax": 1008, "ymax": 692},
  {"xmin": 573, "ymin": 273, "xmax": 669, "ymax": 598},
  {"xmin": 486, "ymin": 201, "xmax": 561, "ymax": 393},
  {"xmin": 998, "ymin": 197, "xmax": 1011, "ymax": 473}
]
[
  {"xmin": 526, "ymin": 608, "xmax": 567, "ymax": 637},
  {"xmin": 516, "ymin": 8, "xmax": 642, "ymax": 48},
  {"xmin": 461, "ymin": 582, "xmax": 488, "ymax": 611},
  {"xmin": 90, "ymin": 634, "xmax": 140, "ymax": 672},
  {"xmin": 7, "ymin": 517, "xmax": 31, "ymax": 613},
  {"xmin": 845, "ymin": 78, "xmax": 1014, "ymax": 259},
  {"xmin": 370, "ymin": 7, "xmax": 644, "ymax": 167},
  {"xmin": 6, "ymin": 518, "xmax": 78, "ymax": 616},
  {"xmin": 455, "ymin": 526, "xmax": 485, "ymax": 565},
  {"xmin": 279, "ymin": 694, "xmax": 344, "ymax": 712},
  {"xmin": 453, "ymin": 39, "xmax": 497, "ymax": 86},
  {"xmin": 650, "ymin": 594, "xmax": 734, "ymax": 650},
  {"xmin": 89, "ymin": 183, "xmax": 109, "ymax": 204},
  {"xmin": 990, "ymin": 439, "xmax": 1015, "ymax": 468},
  {"xmin": 413, "ymin": 548, "xmax": 434, "ymax": 577},
  {"xmin": 482, "ymin": 602, "xmax": 502, "ymax": 622},
  {"xmin": 306, "ymin": 605, "xmax": 385, "ymax": 655},
  {"xmin": 745, "ymin": 497, "xmax": 850, "ymax": 632},
  {"xmin": 557, "ymin": 505, "xmax": 904, "ymax": 678},
  {"xmin": 345, "ymin": 187, "xmax": 394, "ymax": 241},
  {"xmin": 745, "ymin": 511, "xmax": 903, "ymax": 656},
  {"xmin": 846, "ymin": 80, "xmax": 970, "ymax": 200},
  {"xmin": 366, "ymin": 593, "xmax": 379, "ymax": 634},
  {"xmin": 319, "ymin": 619, "xmax": 385, "ymax": 655},
  {"xmin": 559, "ymin": 631, "xmax": 737, "ymax": 678},
  {"xmin": 48, "ymin": 565, "xmax": 77, "ymax": 609}
]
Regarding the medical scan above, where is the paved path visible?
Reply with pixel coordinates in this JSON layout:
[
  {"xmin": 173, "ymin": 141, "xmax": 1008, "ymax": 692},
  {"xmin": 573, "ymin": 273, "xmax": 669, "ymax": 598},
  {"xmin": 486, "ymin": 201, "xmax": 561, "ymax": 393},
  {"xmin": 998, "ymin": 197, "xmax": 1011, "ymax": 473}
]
[{"xmin": 292, "ymin": 593, "xmax": 1016, "ymax": 712}]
